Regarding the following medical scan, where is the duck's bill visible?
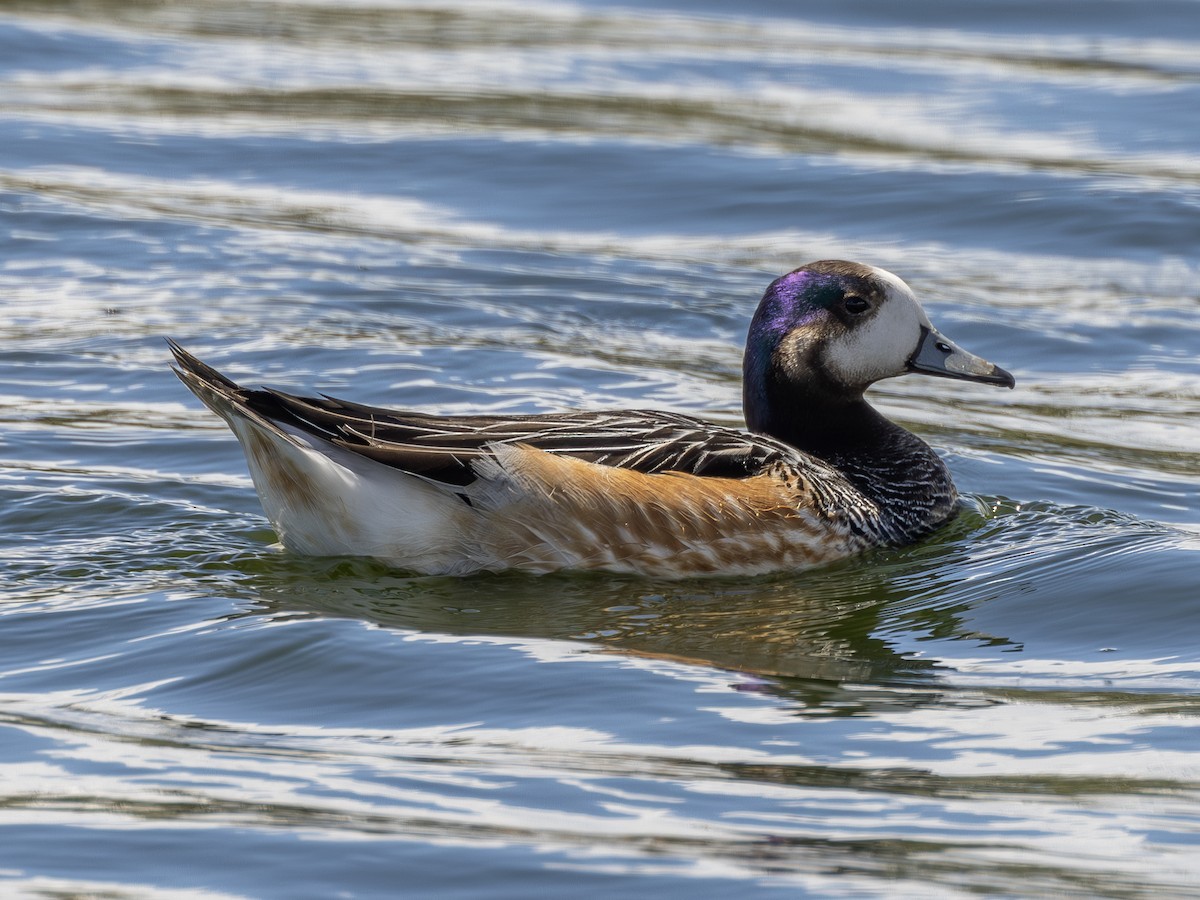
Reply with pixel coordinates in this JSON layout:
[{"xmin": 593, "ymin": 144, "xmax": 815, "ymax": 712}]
[{"xmin": 906, "ymin": 326, "xmax": 1016, "ymax": 388}]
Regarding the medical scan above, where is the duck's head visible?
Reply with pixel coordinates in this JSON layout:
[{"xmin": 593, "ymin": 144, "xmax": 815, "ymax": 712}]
[{"xmin": 743, "ymin": 260, "xmax": 1014, "ymax": 432}]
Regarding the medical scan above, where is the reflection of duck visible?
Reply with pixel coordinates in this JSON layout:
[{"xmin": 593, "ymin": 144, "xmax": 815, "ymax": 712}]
[
  {"xmin": 224, "ymin": 552, "xmax": 976, "ymax": 714},
  {"xmin": 171, "ymin": 260, "xmax": 1013, "ymax": 577}
]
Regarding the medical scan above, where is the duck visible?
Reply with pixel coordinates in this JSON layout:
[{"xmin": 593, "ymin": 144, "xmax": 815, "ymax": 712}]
[{"xmin": 170, "ymin": 260, "xmax": 1014, "ymax": 578}]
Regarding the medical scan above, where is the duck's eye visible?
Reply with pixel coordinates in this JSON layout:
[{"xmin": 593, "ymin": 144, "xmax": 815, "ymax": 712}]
[{"xmin": 842, "ymin": 295, "xmax": 870, "ymax": 315}]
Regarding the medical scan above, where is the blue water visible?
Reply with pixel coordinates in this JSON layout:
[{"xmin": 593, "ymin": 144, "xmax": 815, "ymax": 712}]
[{"xmin": 2, "ymin": 1, "xmax": 1199, "ymax": 896}]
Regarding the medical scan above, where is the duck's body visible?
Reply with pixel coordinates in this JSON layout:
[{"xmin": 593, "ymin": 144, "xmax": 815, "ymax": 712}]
[{"xmin": 171, "ymin": 260, "xmax": 1013, "ymax": 577}]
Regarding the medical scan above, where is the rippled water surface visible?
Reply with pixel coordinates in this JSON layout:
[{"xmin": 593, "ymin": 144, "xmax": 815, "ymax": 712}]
[{"xmin": 2, "ymin": 0, "xmax": 1199, "ymax": 896}]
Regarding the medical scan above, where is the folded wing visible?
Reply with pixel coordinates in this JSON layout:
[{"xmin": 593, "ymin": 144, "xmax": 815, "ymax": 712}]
[{"xmin": 168, "ymin": 340, "xmax": 798, "ymax": 488}]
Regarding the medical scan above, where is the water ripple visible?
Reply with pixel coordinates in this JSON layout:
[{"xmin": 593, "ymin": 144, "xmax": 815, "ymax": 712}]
[{"xmin": 2, "ymin": 0, "xmax": 1198, "ymax": 895}]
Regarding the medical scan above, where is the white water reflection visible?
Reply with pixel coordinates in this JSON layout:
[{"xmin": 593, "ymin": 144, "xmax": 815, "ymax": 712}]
[{"xmin": 3, "ymin": 631, "xmax": 1200, "ymax": 893}]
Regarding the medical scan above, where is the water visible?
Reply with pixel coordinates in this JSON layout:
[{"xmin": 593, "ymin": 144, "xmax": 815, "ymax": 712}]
[{"xmin": 2, "ymin": 0, "xmax": 1199, "ymax": 896}]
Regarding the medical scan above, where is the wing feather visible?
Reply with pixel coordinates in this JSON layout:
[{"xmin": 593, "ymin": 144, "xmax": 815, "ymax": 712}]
[{"xmin": 168, "ymin": 341, "xmax": 807, "ymax": 488}]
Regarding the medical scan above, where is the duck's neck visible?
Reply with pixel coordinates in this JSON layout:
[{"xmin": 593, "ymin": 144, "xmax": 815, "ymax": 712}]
[{"xmin": 745, "ymin": 376, "xmax": 958, "ymax": 542}]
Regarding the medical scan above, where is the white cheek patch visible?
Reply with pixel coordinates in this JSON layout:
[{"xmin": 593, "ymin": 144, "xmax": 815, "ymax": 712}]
[{"xmin": 823, "ymin": 272, "xmax": 933, "ymax": 388}]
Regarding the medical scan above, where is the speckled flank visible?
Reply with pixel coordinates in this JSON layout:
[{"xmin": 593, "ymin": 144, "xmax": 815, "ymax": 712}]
[{"xmin": 470, "ymin": 446, "xmax": 868, "ymax": 576}]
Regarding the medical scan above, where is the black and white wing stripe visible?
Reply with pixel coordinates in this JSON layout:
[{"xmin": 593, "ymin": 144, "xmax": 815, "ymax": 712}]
[
  {"xmin": 262, "ymin": 392, "xmax": 798, "ymax": 486},
  {"xmin": 168, "ymin": 341, "xmax": 801, "ymax": 488}
]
